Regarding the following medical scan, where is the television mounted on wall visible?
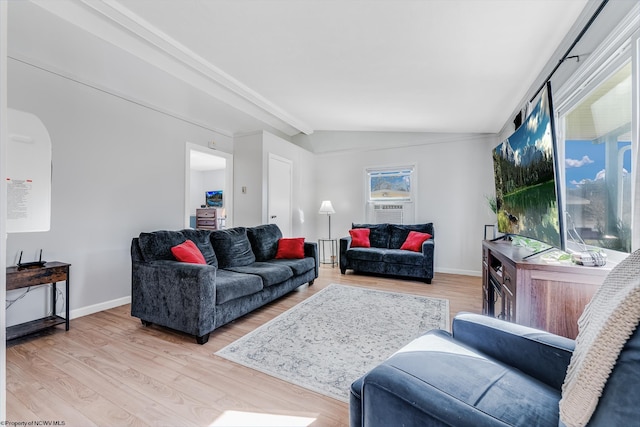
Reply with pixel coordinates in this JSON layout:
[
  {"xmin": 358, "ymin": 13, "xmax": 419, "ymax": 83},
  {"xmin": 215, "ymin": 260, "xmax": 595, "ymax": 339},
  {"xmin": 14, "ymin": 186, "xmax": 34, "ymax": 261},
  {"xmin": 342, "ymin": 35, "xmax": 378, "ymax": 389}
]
[
  {"xmin": 492, "ymin": 81, "xmax": 565, "ymax": 254},
  {"xmin": 205, "ymin": 190, "xmax": 223, "ymax": 208}
]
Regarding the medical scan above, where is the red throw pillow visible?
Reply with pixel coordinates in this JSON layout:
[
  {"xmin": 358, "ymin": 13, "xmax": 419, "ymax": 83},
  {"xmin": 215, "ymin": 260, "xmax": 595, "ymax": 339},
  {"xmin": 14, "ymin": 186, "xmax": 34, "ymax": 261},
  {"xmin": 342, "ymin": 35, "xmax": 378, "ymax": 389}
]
[
  {"xmin": 349, "ymin": 228, "xmax": 371, "ymax": 248},
  {"xmin": 275, "ymin": 237, "xmax": 305, "ymax": 259},
  {"xmin": 171, "ymin": 239, "xmax": 207, "ymax": 264},
  {"xmin": 400, "ymin": 231, "xmax": 433, "ymax": 252}
]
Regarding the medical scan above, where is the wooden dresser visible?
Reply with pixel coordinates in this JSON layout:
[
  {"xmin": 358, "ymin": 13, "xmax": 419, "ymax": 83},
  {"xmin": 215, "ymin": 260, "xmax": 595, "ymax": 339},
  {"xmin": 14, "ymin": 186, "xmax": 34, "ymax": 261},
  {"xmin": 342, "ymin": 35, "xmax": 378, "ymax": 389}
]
[
  {"xmin": 482, "ymin": 240, "xmax": 611, "ymax": 339},
  {"xmin": 195, "ymin": 208, "xmax": 218, "ymax": 230}
]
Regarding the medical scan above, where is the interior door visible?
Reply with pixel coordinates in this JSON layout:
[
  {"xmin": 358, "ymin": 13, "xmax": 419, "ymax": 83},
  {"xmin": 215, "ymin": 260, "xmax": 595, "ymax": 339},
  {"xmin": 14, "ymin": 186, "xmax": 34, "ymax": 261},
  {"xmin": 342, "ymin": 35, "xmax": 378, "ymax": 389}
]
[{"xmin": 268, "ymin": 154, "xmax": 292, "ymax": 236}]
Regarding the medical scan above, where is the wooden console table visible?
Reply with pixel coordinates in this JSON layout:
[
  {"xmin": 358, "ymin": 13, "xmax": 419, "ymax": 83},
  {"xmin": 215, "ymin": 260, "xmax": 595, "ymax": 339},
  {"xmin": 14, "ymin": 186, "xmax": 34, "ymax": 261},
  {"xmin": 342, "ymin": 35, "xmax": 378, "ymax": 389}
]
[
  {"xmin": 6, "ymin": 261, "xmax": 70, "ymax": 341},
  {"xmin": 482, "ymin": 240, "xmax": 611, "ymax": 339}
]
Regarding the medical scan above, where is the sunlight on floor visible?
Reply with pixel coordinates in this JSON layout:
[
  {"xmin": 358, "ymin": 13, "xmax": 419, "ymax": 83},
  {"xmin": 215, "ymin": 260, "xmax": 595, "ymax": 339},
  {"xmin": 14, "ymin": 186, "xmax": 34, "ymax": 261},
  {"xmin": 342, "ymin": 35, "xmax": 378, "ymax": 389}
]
[{"xmin": 210, "ymin": 410, "xmax": 317, "ymax": 426}]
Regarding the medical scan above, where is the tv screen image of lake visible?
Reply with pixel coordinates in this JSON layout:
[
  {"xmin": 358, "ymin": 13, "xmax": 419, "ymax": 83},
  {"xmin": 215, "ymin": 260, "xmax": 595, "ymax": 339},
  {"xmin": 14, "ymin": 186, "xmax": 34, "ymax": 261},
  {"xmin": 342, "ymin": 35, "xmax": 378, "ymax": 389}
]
[{"xmin": 493, "ymin": 87, "xmax": 561, "ymax": 249}]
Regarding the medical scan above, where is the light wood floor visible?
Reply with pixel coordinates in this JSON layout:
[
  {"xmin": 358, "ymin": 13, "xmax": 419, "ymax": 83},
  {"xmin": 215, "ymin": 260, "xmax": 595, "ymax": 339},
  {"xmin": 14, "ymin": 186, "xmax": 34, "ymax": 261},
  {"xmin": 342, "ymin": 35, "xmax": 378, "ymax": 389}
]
[{"xmin": 6, "ymin": 267, "xmax": 482, "ymax": 427}]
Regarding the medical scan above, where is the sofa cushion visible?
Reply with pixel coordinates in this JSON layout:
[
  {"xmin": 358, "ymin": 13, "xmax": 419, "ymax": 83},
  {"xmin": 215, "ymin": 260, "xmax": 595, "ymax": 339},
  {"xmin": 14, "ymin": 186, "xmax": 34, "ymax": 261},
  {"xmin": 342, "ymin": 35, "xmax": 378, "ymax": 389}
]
[
  {"xmin": 353, "ymin": 223, "xmax": 390, "ymax": 248},
  {"xmin": 349, "ymin": 228, "xmax": 371, "ymax": 248},
  {"xmin": 138, "ymin": 229, "xmax": 217, "ymax": 266},
  {"xmin": 389, "ymin": 223, "xmax": 434, "ymax": 249},
  {"xmin": 400, "ymin": 231, "xmax": 433, "ymax": 252},
  {"xmin": 171, "ymin": 240, "xmax": 207, "ymax": 264},
  {"xmin": 265, "ymin": 257, "xmax": 315, "ymax": 276},
  {"xmin": 275, "ymin": 237, "xmax": 305, "ymax": 259},
  {"xmin": 246, "ymin": 224, "xmax": 282, "ymax": 261},
  {"xmin": 348, "ymin": 247, "xmax": 386, "ymax": 262},
  {"xmin": 215, "ymin": 269, "xmax": 264, "ymax": 305},
  {"xmin": 225, "ymin": 262, "xmax": 294, "ymax": 287},
  {"xmin": 382, "ymin": 249, "xmax": 424, "ymax": 265},
  {"xmin": 210, "ymin": 227, "xmax": 256, "ymax": 268}
]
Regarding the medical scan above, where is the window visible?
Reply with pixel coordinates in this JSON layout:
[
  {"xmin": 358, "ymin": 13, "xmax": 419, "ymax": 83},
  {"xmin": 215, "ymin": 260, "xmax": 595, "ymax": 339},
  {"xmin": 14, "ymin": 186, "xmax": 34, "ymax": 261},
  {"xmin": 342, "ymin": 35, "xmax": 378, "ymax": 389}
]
[
  {"xmin": 561, "ymin": 62, "xmax": 633, "ymax": 253},
  {"xmin": 555, "ymin": 8, "xmax": 639, "ymax": 254},
  {"xmin": 365, "ymin": 165, "xmax": 416, "ymax": 224},
  {"xmin": 367, "ymin": 167, "xmax": 414, "ymax": 202}
]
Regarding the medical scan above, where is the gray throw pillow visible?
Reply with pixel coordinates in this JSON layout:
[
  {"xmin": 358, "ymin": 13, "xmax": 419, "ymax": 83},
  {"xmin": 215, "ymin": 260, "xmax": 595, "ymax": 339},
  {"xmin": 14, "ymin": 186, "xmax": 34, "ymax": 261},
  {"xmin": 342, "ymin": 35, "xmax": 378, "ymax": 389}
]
[
  {"xmin": 246, "ymin": 224, "xmax": 283, "ymax": 261},
  {"xmin": 209, "ymin": 227, "xmax": 256, "ymax": 268},
  {"xmin": 138, "ymin": 229, "xmax": 217, "ymax": 266},
  {"xmin": 352, "ymin": 223, "xmax": 391, "ymax": 248}
]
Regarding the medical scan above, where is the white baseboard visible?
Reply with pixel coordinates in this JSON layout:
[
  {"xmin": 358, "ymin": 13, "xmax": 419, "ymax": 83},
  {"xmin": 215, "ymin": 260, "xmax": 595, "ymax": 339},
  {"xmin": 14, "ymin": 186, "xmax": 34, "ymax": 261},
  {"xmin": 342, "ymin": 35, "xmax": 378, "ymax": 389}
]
[
  {"xmin": 435, "ymin": 268, "xmax": 482, "ymax": 277},
  {"xmin": 70, "ymin": 296, "xmax": 131, "ymax": 320}
]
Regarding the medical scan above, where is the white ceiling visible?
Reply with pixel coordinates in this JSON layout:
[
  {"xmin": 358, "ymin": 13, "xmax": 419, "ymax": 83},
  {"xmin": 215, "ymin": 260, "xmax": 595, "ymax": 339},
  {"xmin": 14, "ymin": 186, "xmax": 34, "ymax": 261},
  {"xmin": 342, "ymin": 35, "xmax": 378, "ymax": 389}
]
[{"xmin": 8, "ymin": 0, "xmax": 589, "ymax": 137}]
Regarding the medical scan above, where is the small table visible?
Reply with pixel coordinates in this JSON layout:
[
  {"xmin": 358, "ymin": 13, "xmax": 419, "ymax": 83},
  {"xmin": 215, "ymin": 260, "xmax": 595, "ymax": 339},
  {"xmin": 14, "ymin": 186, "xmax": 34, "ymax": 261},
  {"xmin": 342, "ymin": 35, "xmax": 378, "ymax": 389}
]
[
  {"xmin": 6, "ymin": 261, "xmax": 71, "ymax": 341},
  {"xmin": 318, "ymin": 238, "xmax": 338, "ymax": 268}
]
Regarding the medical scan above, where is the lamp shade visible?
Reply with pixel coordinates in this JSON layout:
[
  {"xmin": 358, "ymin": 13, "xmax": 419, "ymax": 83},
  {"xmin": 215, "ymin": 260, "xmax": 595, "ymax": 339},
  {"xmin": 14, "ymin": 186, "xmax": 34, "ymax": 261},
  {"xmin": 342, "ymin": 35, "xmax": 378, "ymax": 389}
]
[{"xmin": 318, "ymin": 200, "xmax": 336, "ymax": 215}]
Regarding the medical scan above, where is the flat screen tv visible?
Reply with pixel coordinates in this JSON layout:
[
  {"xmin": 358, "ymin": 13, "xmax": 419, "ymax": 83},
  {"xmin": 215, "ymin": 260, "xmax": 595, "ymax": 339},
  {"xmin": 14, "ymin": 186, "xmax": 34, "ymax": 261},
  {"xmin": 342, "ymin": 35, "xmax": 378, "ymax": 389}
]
[
  {"xmin": 205, "ymin": 190, "xmax": 223, "ymax": 208},
  {"xmin": 492, "ymin": 82, "xmax": 565, "ymax": 252}
]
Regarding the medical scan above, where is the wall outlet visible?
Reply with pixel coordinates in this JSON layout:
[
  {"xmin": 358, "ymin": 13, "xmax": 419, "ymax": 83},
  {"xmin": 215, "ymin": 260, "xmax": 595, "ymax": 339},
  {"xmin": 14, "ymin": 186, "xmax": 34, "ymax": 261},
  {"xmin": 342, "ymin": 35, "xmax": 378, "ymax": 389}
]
[{"xmin": 242, "ymin": 186, "xmax": 247, "ymax": 194}]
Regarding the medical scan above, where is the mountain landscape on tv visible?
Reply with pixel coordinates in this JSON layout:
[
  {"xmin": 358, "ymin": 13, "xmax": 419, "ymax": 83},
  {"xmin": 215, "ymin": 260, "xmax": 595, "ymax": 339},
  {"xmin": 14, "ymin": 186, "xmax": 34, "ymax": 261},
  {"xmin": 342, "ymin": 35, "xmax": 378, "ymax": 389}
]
[{"xmin": 492, "ymin": 87, "xmax": 562, "ymax": 249}]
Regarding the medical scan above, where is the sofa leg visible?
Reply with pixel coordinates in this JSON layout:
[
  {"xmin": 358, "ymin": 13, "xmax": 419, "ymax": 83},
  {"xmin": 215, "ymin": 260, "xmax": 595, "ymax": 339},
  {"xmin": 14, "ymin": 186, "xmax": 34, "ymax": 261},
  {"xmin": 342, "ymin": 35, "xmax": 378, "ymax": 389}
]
[
  {"xmin": 141, "ymin": 319, "xmax": 153, "ymax": 327},
  {"xmin": 309, "ymin": 280, "xmax": 314, "ymax": 286},
  {"xmin": 340, "ymin": 268, "xmax": 346, "ymax": 274},
  {"xmin": 196, "ymin": 333, "xmax": 210, "ymax": 345},
  {"xmin": 425, "ymin": 278, "xmax": 432, "ymax": 284}
]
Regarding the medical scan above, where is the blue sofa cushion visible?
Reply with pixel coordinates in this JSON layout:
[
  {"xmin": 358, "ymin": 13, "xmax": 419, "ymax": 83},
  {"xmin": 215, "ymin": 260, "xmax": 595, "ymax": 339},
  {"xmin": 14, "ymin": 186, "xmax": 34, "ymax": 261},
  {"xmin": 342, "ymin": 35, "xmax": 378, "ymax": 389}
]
[
  {"xmin": 265, "ymin": 258, "xmax": 315, "ymax": 276},
  {"xmin": 210, "ymin": 227, "xmax": 256, "ymax": 268},
  {"xmin": 138, "ymin": 229, "xmax": 217, "ymax": 266},
  {"xmin": 388, "ymin": 223, "xmax": 434, "ymax": 249},
  {"xmin": 247, "ymin": 224, "xmax": 283, "ymax": 261},
  {"xmin": 362, "ymin": 330, "xmax": 561, "ymax": 426},
  {"xmin": 352, "ymin": 223, "xmax": 390, "ymax": 248},
  {"xmin": 225, "ymin": 262, "xmax": 294, "ymax": 287},
  {"xmin": 215, "ymin": 269, "xmax": 264, "ymax": 304},
  {"xmin": 347, "ymin": 247, "xmax": 386, "ymax": 262},
  {"xmin": 382, "ymin": 249, "xmax": 424, "ymax": 265}
]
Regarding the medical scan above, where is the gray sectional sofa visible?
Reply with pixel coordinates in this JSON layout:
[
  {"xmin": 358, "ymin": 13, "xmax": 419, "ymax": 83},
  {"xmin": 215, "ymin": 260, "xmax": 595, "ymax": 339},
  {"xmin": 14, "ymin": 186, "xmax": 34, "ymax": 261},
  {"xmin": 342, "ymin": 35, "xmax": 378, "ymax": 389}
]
[
  {"xmin": 131, "ymin": 224, "xmax": 318, "ymax": 344},
  {"xmin": 340, "ymin": 223, "xmax": 434, "ymax": 283}
]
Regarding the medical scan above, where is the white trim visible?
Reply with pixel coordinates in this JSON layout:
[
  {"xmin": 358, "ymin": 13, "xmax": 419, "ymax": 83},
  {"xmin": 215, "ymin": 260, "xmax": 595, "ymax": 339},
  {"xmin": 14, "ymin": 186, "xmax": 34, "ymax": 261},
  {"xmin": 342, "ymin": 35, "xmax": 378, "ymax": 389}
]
[
  {"xmin": 631, "ymin": 27, "xmax": 640, "ymax": 250},
  {"xmin": 555, "ymin": 3, "xmax": 640, "ymax": 113},
  {"xmin": 69, "ymin": 296, "xmax": 131, "ymax": 319},
  {"xmin": 1, "ymin": 0, "xmax": 8, "ymax": 418},
  {"xmin": 435, "ymin": 268, "xmax": 482, "ymax": 278}
]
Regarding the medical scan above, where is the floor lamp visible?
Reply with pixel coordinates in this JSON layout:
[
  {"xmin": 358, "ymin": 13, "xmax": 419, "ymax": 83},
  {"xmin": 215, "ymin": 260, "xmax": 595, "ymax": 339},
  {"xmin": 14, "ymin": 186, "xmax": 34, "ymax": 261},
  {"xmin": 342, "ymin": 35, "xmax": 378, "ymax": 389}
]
[{"xmin": 318, "ymin": 200, "xmax": 336, "ymax": 239}]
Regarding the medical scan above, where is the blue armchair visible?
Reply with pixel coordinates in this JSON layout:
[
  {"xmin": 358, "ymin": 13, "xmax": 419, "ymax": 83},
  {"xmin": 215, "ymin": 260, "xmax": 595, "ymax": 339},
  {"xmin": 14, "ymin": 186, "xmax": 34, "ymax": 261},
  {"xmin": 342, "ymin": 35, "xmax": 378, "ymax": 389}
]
[{"xmin": 351, "ymin": 249, "xmax": 640, "ymax": 427}]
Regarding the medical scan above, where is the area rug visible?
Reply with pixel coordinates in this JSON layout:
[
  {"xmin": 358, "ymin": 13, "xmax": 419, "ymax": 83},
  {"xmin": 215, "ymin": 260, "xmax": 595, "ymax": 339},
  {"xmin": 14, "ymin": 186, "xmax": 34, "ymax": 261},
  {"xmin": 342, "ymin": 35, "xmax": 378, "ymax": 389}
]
[{"xmin": 215, "ymin": 284, "xmax": 449, "ymax": 402}]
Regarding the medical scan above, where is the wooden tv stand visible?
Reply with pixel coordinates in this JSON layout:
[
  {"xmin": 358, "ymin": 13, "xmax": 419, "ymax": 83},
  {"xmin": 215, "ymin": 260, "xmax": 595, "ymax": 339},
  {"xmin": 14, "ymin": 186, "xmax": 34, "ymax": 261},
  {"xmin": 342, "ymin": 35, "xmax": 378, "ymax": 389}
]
[{"xmin": 482, "ymin": 240, "xmax": 611, "ymax": 339}]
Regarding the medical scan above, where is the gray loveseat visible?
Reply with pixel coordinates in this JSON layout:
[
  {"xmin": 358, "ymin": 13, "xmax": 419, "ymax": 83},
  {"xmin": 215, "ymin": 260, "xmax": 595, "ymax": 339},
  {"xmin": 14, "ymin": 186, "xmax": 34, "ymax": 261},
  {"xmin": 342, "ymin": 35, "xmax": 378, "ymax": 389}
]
[
  {"xmin": 131, "ymin": 224, "xmax": 318, "ymax": 344},
  {"xmin": 340, "ymin": 223, "xmax": 434, "ymax": 284}
]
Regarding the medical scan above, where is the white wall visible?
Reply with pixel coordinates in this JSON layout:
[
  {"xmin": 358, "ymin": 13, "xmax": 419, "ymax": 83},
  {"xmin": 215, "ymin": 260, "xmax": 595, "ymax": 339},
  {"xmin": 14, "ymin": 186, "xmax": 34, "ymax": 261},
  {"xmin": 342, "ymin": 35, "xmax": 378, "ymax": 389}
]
[
  {"xmin": 190, "ymin": 169, "xmax": 225, "ymax": 215},
  {"xmin": 233, "ymin": 133, "xmax": 264, "ymax": 226},
  {"xmin": 5, "ymin": 58, "xmax": 227, "ymax": 326},
  {"xmin": 233, "ymin": 131, "xmax": 317, "ymax": 238},
  {"xmin": 305, "ymin": 131, "xmax": 498, "ymax": 275}
]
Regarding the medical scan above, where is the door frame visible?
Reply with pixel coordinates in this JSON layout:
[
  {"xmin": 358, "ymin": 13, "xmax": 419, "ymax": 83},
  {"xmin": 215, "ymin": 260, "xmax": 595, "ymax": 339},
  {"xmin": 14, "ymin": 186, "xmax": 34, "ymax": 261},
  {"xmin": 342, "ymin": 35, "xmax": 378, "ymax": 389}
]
[{"xmin": 184, "ymin": 142, "xmax": 233, "ymax": 229}]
